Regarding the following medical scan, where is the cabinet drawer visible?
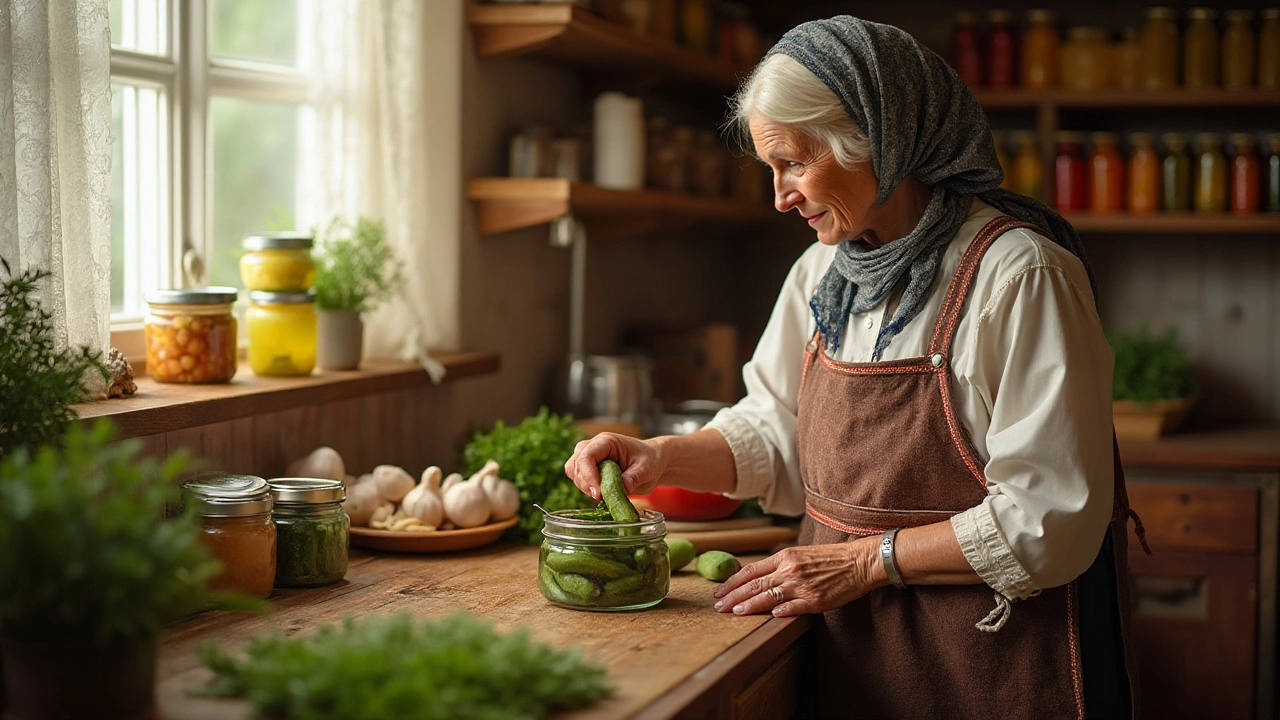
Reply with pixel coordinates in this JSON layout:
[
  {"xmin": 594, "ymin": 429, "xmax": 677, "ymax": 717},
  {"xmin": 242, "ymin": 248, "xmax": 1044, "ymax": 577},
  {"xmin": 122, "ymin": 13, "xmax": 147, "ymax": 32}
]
[
  {"xmin": 733, "ymin": 645, "xmax": 800, "ymax": 720},
  {"xmin": 1126, "ymin": 482, "xmax": 1257, "ymax": 553}
]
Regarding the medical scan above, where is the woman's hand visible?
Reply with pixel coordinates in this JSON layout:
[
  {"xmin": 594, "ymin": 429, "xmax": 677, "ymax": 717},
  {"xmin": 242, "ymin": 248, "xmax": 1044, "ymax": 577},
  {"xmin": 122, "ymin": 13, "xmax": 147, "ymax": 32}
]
[
  {"xmin": 563, "ymin": 432, "xmax": 666, "ymax": 501},
  {"xmin": 712, "ymin": 537, "xmax": 888, "ymax": 617}
]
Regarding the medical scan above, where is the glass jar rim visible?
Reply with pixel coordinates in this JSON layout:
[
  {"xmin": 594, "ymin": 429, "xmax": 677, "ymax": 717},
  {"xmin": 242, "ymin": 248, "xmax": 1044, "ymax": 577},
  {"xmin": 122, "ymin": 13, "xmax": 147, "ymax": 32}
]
[
  {"xmin": 243, "ymin": 232, "xmax": 314, "ymax": 251},
  {"xmin": 184, "ymin": 473, "xmax": 272, "ymax": 516},
  {"xmin": 541, "ymin": 508, "xmax": 666, "ymax": 543},
  {"xmin": 145, "ymin": 287, "xmax": 238, "ymax": 305},
  {"xmin": 249, "ymin": 290, "xmax": 316, "ymax": 305},
  {"xmin": 268, "ymin": 477, "xmax": 346, "ymax": 504}
]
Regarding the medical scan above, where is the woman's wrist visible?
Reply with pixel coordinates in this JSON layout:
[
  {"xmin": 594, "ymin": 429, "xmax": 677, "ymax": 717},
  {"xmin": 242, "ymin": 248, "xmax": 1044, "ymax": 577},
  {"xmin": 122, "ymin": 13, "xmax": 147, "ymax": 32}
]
[{"xmin": 856, "ymin": 534, "xmax": 892, "ymax": 590}]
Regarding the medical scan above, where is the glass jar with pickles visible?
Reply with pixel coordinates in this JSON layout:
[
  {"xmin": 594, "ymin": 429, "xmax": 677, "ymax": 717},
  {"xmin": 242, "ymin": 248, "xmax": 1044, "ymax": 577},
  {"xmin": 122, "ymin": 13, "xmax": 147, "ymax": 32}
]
[
  {"xmin": 539, "ymin": 509, "xmax": 670, "ymax": 611},
  {"xmin": 268, "ymin": 478, "xmax": 349, "ymax": 588},
  {"xmin": 144, "ymin": 288, "xmax": 238, "ymax": 384},
  {"xmin": 184, "ymin": 474, "xmax": 276, "ymax": 599},
  {"xmin": 247, "ymin": 291, "xmax": 318, "ymax": 377},
  {"xmin": 240, "ymin": 233, "xmax": 315, "ymax": 292}
]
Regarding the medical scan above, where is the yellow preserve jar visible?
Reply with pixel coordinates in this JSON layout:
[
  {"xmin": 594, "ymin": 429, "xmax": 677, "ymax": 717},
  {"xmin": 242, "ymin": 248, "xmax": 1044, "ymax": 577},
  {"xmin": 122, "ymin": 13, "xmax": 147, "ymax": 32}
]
[
  {"xmin": 1222, "ymin": 10, "xmax": 1257, "ymax": 89},
  {"xmin": 1184, "ymin": 7, "xmax": 1220, "ymax": 89},
  {"xmin": 247, "ymin": 291, "xmax": 317, "ymax": 377},
  {"xmin": 1140, "ymin": 6, "xmax": 1180, "ymax": 90},
  {"xmin": 1260, "ymin": 8, "xmax": 1280, "ymax": 90},
  {"xmin": 1061, "ymin": 26, "xmax": 1113, "ymax": 91},
  {"xmin": 143, "ymin": 288, "xmax": 238, "ymax": 384},
  {"xmin": 240, "ymin": 233, "xmax": 316, "ymax": 292}
]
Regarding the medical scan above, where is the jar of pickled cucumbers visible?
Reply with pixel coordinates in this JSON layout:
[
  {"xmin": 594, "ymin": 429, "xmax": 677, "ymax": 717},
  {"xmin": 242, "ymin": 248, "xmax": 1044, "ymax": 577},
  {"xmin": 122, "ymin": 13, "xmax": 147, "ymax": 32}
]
[
  {"xmin": 247, "ymin": 291, "xmax": 317, "ymax": 377},
  {"xmin": 144, "ymin": 288, "xmax": 238, "ymax": 383},
  {"xmin": 539, "ymin": 509, "xmax": 670, "ymax": 611},
  {"xmin": 240, "ymin": 233, "xmax": 316, "ymax": 292}
]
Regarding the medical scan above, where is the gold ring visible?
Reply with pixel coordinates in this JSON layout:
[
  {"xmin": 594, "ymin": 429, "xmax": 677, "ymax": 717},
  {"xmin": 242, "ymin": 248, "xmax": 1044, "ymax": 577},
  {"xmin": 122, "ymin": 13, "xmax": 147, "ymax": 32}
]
[{"xmin": 768, "ymin": 586, "xmax": 784, "ymax": 603}]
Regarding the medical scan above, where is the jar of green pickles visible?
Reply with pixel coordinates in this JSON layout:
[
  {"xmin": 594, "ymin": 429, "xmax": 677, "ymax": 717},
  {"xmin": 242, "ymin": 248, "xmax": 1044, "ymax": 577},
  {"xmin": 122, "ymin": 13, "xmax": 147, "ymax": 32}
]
[
  {"xmin": 539, "ymin": 509, "xmax": 670, "ymax": 611},
  {"xmin": 267, "ymin": 478, "xmax": 349, "ymax": 588}
]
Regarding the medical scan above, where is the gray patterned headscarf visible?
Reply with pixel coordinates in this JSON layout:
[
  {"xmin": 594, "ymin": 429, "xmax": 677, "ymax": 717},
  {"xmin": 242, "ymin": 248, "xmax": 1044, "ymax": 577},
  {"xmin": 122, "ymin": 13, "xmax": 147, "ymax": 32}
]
[{"xmin": 765, "ymin": 17, "xmax": 1095, "ymax": 358}]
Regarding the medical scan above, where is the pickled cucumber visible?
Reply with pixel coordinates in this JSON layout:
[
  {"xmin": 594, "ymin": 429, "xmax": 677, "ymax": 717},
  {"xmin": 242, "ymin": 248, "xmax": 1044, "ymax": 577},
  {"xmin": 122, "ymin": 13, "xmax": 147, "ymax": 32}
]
[
  {"xmin": 666, "ymin": 537, "xmax": 696, "ymax": 571},
  {"xmin": 696, "ymin": 551, "xmax": 742, "ymax": 581},
  {"xmin": 599, "ymin": 460, "xmax": 640, "ymax": 523},
  {"xmin": 545, "ymin": 547, "xmax": 634, "ymax": 579}
]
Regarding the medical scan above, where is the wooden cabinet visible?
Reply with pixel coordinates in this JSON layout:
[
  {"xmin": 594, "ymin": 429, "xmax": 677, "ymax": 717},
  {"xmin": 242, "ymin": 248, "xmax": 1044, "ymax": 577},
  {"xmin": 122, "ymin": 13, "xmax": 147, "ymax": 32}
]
[{"xmin": 1125, "ymin": 470, "xmax": 1279, "ymax": 720}]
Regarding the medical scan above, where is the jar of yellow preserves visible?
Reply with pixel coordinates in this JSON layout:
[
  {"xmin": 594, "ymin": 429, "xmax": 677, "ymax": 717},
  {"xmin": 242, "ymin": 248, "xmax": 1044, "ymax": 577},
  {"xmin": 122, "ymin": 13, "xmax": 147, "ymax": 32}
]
[
  {"xmin": 1259, "ymin": 8, "xmax": 1280, "ymax": 90},
  {"xmin": 1140, "ymin": 6, "xmax": 1180, "ymax": 90},
  {"xmin": 144, "ymin": 288, "xmax": 239, "ymax": 384},
  {"xmin": 240, "ymin": 233, "xmax": 315, "ymax": 292},
  {"xmin": 1222, "ymin": 10, "xmax": 1257, "ymax": 89},
  {"xmin": 247, "ymin": 291, "xmax": 317, "ymax": 377},
  {"xmin": 1061, "ymin": 26, "xmax": 1113, "ymax": 91},
  {"xmin": 1184, "ymin": 7, "xmax": 1220, "ymax": 89}
]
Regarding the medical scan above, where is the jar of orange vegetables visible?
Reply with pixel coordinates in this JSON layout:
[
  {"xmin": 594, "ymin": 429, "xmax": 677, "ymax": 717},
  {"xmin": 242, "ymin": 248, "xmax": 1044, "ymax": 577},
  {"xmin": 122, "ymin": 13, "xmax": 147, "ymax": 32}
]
[{"xmin": 143, "ymin": 288, "xmax": 238, "ymax": 384}]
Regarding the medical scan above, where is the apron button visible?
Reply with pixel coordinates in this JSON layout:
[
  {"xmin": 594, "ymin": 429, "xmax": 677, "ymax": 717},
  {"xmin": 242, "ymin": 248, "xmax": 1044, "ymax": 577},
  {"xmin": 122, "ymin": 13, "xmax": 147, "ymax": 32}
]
[
  {"xmin": 806, "ymin": 340, "xmax": 818, "ymax": 352},
  {"xmin": 930, "ymin": 353, "xmax": 944, "ymax": 367}
]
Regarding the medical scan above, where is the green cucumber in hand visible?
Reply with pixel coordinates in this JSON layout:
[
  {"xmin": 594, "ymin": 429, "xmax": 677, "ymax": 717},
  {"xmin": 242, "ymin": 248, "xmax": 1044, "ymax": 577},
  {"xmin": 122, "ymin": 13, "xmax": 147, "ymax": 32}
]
[{"xmin": 599, "ymin": 459, "xmax": 640, "ymax": 523}]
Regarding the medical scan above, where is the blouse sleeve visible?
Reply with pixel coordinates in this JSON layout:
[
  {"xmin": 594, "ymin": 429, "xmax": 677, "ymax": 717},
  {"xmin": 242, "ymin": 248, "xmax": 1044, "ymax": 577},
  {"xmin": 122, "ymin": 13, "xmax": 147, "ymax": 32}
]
[
  {"xmin": 949, "ymin": 255, "xmax": 1116, "ymax": 601},
  {"xmin": 703, "ymin": 250, "xmax": 819, "ymax": 517}
]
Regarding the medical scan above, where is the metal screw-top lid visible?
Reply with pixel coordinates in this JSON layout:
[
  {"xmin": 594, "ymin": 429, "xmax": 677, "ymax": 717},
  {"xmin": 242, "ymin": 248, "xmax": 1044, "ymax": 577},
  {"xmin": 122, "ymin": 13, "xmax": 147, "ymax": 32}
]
[
  {"xmin": 248, "ymin": 290, "xmax": 315, "ymax": 305},
  {"xmin": 267, "ymin": 478, "xmax": 346, "ymax": 505},
  {"xmin": 145, "ymin": 287, "xmax": 239, "ymax": 306},
  {"xmin": 242, "ymin": 232, "xmax": 314, "ymax": 251},
  {"xmin": 183, "ymin": 473, "xmax": 272, "ymax": 516}
]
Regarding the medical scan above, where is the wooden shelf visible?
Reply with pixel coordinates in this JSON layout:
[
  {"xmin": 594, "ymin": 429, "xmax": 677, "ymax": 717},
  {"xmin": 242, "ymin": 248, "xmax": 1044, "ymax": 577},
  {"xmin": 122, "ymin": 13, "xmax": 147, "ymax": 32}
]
[
  {"xmin": 467, "ymin": 177, "xmax": 771, "ymax": 235},
  {"xmin": 1061, "ymin": 212, "xmax": 1280, "ymax": 234},
  {"xmin": 467, "ymin": 3, "xmax": 747, "ymax": 91},
  {"xmin": 1118, "ymin": 425, "xmax": 1280, "ymax": 472},
  {"xmin": 975, "ymin": 88, "xmax": 1280, "ymax": 110}
]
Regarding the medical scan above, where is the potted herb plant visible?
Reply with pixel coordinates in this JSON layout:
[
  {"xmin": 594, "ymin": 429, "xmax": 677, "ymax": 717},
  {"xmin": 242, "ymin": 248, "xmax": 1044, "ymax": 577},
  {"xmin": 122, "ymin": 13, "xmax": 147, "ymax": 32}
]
[
  {"xmin": 1110, "ymin": 327, "xmax": 1196, "ymax": 441},
  {"xmin": 0, "ymin": 420, "xmax": 229, "ymax": 720},
  {"xmin": 312, "ymin": 217, "xmax": 404, "ymax": 371}
]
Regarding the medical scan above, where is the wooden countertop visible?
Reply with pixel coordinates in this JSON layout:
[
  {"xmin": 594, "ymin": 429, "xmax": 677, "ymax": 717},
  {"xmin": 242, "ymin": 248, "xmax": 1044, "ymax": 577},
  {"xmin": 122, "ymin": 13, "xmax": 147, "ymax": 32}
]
[
  {"xmin": 1119, "ymin": 426, "xmax": 1280, "ymax": 473},
  {"xmin": 155, "ymin": 544, "xmax": 809, "ymax": 720}
]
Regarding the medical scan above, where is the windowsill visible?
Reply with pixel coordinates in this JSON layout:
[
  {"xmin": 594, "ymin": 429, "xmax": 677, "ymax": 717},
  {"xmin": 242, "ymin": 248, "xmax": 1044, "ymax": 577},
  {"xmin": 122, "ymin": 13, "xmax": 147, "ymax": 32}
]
[{"xmin": 75, "ymin": 352, "xmax": 501, "ymax": 439}]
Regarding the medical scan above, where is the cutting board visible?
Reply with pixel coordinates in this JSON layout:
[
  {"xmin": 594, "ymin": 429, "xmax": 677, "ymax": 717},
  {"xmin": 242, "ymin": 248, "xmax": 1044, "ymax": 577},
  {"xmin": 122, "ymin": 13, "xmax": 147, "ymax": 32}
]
[
  {"xmin": 665, "ymin": 516, "xmax": 773, "ymax": 532},
  {"xmin": 669, "ymin": 524, "xmax": 799, "ymax": 555}
]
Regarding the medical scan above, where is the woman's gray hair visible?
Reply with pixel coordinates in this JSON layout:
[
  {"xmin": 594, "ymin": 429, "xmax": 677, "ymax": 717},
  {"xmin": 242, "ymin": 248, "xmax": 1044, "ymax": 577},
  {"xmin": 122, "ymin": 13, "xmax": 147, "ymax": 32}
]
[{"xmin": 729, "ymin": 54, "xmax": 871, "ymax": 169}]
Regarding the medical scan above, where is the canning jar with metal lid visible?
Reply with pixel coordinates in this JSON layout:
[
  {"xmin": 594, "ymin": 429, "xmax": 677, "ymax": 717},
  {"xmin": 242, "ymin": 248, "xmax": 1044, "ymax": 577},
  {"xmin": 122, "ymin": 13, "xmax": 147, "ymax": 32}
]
[
  {"xmin": 184, "ymin": 474, "xmax": 276, "ymax": 598},
  {"xmin": 144, "ymin": 288, "xmax": 238, "ymax": 384},
  {"xmin": 267, "ymin": 478, "xmax": 349, "ymax": 588},
  {"xmin": 539, "ymin": 509, "xmax": 669, "ymax": 611},
  {"xmin": 247, "ymin": 290, "xmax": 317, "ymax": 377},
  {"xmin": 240, "ymin": 233, "xmax": 316, "ymax": 292}
]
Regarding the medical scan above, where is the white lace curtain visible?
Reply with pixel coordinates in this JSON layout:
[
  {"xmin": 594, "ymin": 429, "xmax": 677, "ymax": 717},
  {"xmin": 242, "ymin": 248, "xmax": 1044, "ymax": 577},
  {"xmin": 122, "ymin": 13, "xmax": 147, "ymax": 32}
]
[
  {"xmin": 0, "ymin": 0, "xmax": 113, "ymax": 398},
  {"xmin": 301, "ymin": 0, "xmax": 463, "ymax": 379}
]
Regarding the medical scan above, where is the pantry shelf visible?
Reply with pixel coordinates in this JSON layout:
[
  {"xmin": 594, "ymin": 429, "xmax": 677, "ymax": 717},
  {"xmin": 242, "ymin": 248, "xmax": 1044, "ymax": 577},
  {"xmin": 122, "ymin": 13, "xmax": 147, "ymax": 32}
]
[
  {"xmin": 1061, "ymin": 212, "xmax": 1280, "ymax": 234},
  {"xmin": 467, "ymin": 178, "xmax": 772, "ymax": 235},
  {"xmin": 467, "ymin": 3, "xmax": 747, "ymax": 91},
  {"xmin": 975, "ymin": 88, "xmax": 1280, "ymax": 110}
]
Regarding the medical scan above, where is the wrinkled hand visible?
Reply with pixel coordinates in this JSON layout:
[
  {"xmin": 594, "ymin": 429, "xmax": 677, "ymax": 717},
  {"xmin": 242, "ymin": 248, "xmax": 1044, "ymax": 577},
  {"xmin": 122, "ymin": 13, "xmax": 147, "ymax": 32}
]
[
  {"xmin": 712, "ymin": 538, "xmax": 886, "ymax": 617},
  {"xmin": 563, "ymin": 432, "xmax": 665, "ymax": 501}
]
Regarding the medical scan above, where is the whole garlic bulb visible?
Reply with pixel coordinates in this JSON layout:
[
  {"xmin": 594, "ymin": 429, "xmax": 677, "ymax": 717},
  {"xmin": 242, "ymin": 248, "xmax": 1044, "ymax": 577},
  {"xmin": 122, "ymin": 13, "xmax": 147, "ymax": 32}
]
[
  {"xmin": 401, "ymin": 476, "xmax": 444, "ymax": 528},
  {"xmin": 372, "ymin": 465, "xmax": 415, "ymax": 502},
  {"xmin": 421, "ymin": 466, "xmax": 443, "ymax": 496},
  {"xmin": 481, "ymin": 474, "xmax": 520, "ymax": 521},
  {"xmin": 286, "ymin": 447, "xmax": 345, "ymax": 482},
  {"xmin": 440, "ymin": 472, "xmax": 464, "ymax": 495},
  {"xmin": 443, "ymin": 478, "xmax": 491, "ymax": 528},
  {"xmin": 342, "ymin": 481, "xmax": 382, "ymax": 526}
]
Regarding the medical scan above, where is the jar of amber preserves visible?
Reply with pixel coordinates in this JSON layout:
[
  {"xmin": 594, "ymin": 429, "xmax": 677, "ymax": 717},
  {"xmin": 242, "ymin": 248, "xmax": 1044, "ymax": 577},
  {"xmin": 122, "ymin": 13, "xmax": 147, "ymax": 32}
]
[
  {"xmin": 184, "ymin": 474, "xmax": 276, "ymax": 599},
  {"xmin": 1140, "ymin": 7, "xmax": 1180, "ymax": 90},
  {"xmin": 144, "ymin": 288, "xmax": 238, "ymax": 384},
  {"xmin": 240, "ymin": 233, "xmax": 315, "ymax": 292},
  {"xmin": 1222, "ymin": 10, "xmax": 1257, "ymax": 89},
  {"xmin": 1194, "ymin": 133, "xmax": 1228, "ymax": 212},
  {"xmin": 1184, "ymin": 7, "xmax": 1220, "ymax": 89},
  {"xmin": 1061, "ymin": 26, "xmax": 1113, "ymax": 91},
  {"xmin": 1259, "ymin": 8, "xmax": 1280, "ymax": 90},
  {"xmin": 1012, "ymin": 131, "xmax": 1043, "ymax": 200},
  {"xmin": 1021, "ymin": 9, "xmax": 1060, "ymax": 89},
  {"xmin": 1089, "ymin": 132, "xmax": 1125, "ymax": 212},
  {"xmin": 1116, "ymin": 28, "xmax": 1143, "ymax": 90},
  {"xmin": 1128, "ymin": 133, "xmax": 1161, "ymax": 214},
  {"xmin": 247, "ymin": 291, "xmax": 317, "ymax": 377}
]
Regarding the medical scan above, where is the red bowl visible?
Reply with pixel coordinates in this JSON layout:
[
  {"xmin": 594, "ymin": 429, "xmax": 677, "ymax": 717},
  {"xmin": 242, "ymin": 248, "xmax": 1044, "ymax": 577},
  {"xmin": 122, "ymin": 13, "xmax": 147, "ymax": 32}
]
[{"xmin": 630, "ymin": 486, "xmax": 741, "ymax": 521}]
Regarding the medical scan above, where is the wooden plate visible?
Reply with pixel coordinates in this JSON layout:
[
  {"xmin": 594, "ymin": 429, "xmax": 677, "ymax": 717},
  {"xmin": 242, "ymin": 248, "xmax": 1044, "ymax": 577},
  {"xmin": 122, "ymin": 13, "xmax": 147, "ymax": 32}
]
[{"xmin": 349, "ymin": 516, "xmax": 519, "ymax": 553}]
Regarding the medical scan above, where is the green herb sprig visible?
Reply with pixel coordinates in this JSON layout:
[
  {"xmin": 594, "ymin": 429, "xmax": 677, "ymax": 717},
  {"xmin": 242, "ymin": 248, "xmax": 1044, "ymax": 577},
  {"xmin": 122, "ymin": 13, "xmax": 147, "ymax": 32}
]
[
  {"xmin": 0, "ymin": 420, "xmax": 247, "ymax": 642},
  {"xmin": 1109, "ymin": 327, "xmax": 1195, "ymax": 404},
  {"xmin": 0, "ymin": 259, "xmax": 108, "ymax": 458},
  {"xmin": 312, "ymin": 217, "xmax": 403, "ymax": 313},
  {"xmin": 463, "ymin": 408, "xmax": 593, "ymax": 544},
  {"xmin": 195, "ymin": 611, "xmax": 614, "ymax": 720}
]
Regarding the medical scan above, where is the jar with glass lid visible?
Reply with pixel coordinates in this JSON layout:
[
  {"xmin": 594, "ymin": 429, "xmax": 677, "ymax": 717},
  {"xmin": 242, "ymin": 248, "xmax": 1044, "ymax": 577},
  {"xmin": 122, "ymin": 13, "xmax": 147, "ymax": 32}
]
[
  {"xmin": 1162, "ymin": 133, "xmax": 1192, "ymax": 211},
  {"xmin": 1021, "ymin": 9, "xmax": 1060, "ymax": 89},
  {"xmin": 1260, "ymin": 8, "xmax": 1280, "ymax": 90},
  {"xmin": 144, "ymin": 287, "xmax": 238, "ymax": 384},
  {"xmin": 1194, "ymin": 133, "xmax": 1228, "ymax": 213},
  {"xmin": 184, "ymin": 474, "xmax": 276, "ymax": 598},
  {"xmin": 1140, "ymin": 7, "xmax": 1180, "ymax": 90},
  {"xmin": 267, "ymin": 478, "xmax": 349, "ymax": 588},
  {"xmin": 240, "ymin": 233, "xmax": 315, "ymax": 292},
  {"xmin": 539, "ymin": 509, "xmax": 670, "ymax": 611},
  {"xmin": 1222, "ymin": 10, "xmax": 1256, "ymax": 89},
  {"xmin": 1184, "ymin": 7, "xmax": 1220, "ymax": 89},
  {"xmin": 247, "ymin": 291, "xmax": 317, "ymax": 377},
  {"xmin": 1061, "ymin": 26, "xmax": 1113, "ymax": 91}
]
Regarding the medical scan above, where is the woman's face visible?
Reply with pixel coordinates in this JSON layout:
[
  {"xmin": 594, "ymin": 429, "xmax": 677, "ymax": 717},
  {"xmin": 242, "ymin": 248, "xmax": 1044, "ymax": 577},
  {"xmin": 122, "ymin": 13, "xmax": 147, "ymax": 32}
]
[{"xmin": 749, "ymin": 116, "xmax": 880, "ymax": 246}]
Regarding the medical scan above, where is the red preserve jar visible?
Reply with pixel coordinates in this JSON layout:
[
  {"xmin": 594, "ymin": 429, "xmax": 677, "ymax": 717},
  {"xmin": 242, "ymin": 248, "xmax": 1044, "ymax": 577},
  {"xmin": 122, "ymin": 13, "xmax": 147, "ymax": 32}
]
[
  {"xmin": 951, "ymin": 12, "xmax": 983, "ymax": 87},
  {"xmin": 1055, "ymin": 132, "xmax": 1088, "ymax": 211},
  {"xmin": 986, "ymin": 9, "xmax": 1017, "ymax": 88}
]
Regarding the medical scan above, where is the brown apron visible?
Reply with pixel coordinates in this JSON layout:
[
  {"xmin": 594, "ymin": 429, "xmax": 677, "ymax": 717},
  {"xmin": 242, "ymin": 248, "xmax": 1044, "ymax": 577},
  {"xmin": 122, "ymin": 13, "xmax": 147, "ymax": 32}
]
[{"xmin": 796, "ymin": 216, "xmax": 1147, "ymax": 720}]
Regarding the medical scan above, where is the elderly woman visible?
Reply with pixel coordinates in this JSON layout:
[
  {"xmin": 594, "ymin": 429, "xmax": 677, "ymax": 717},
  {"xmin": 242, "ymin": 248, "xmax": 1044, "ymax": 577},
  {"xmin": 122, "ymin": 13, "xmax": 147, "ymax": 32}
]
[{"xmin": 565, "ymin": 16, "xmax": 1145, "ymax": 720}]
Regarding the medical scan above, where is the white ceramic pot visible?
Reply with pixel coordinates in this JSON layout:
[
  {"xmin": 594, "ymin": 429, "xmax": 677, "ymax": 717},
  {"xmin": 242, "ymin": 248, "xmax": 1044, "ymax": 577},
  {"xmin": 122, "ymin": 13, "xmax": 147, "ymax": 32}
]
[{"xmin": 317, "ymin": 310, "xmax": 363, "ymax": 371}]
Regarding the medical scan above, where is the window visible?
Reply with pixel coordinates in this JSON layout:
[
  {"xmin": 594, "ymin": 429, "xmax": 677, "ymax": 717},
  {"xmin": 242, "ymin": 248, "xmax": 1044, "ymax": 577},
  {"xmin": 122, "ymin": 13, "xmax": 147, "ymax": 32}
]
[{"xmin": 109, "ymin": 0, "xmax": 310, "ymax": 324}]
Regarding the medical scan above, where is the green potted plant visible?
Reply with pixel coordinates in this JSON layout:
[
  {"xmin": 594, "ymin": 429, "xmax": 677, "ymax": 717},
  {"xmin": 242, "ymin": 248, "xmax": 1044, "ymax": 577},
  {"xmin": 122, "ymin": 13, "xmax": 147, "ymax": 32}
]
[
  {"xmin": 1110, "ymin": 326, "xmax": 1196, "ymax": 441},
  {"xmin": 312, "ymin": 217, "xmax": 403, "ymax": 371},
  {"xmin": 0, "ymin": 420, "xmax": 230, "ymax": 720}
]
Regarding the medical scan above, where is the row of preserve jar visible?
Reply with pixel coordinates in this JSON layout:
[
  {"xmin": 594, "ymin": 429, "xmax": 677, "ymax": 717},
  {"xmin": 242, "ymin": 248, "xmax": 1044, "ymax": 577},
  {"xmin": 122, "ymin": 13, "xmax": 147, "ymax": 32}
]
[
  {"xmin": 995, "ymin": 131, "xmax": 1280, "ymax": 214},
  {"xmin": 185, "ymin": 475, "xmax": 350, "ymax": 598},
  {"xmin": 143, "ymin": 233, "xmax": 317, "ymax": 383}
]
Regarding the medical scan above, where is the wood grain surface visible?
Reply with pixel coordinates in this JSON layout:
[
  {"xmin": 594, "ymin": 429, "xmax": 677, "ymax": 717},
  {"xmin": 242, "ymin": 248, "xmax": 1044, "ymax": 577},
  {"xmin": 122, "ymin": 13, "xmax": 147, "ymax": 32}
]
[{"xmin": 155, "ymin": 544, "xmax": 798, "ymax": 720}]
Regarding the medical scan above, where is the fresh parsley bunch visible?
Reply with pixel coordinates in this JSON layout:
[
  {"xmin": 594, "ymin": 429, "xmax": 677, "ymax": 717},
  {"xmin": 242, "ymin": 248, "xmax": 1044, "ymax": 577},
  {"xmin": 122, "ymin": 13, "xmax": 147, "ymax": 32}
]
[
  {"xmin": 1109, "ymin": 327, "xmax": 1195, "ymax": 403},
  {"xmin": 462, "ymin": 407, "xmax": 593, "ymax": 544},
  {"xmin": 195, "ymin": 612, "xmax": 613, "ymax": 720}
]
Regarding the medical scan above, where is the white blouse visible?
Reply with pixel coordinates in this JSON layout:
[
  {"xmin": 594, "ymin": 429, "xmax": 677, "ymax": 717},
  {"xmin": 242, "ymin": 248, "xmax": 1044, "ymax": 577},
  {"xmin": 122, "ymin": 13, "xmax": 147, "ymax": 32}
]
[{"xmin": 706, "ymin": 201, "xmax": 1116, "ymax": 600}]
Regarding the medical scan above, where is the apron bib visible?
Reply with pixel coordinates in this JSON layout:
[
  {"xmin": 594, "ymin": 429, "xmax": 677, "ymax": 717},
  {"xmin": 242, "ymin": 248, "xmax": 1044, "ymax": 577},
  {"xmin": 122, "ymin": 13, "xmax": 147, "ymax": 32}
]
[{"xmin": 795, "ymin": 216, "xmax": 1143, "ymax": 719}]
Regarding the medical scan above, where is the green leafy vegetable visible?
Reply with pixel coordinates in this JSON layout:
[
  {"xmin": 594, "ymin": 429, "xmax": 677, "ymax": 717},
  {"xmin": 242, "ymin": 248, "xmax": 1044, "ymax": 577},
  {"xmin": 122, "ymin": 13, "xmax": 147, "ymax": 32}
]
[
  {"xmin": 0, "ymin": 259, "xmax": 108, "ymax": 458},
  {"xmin": 1109, "ymin": 327, "xmax": 1195, "ymax": 403},
  {"xmin": 194, "ymin": 611, "xmax": 614, "ymax": 720},
  {"xmin": 312, "ymin": 216, "xmax": 403, "ymax": 313},
  {"xmin": 0, "ymin": 420, "xmax": 250, "ymax": 642},
  {"xmin": 462, "ymin": 407, "xmax": 593, "ymax": 544}
]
